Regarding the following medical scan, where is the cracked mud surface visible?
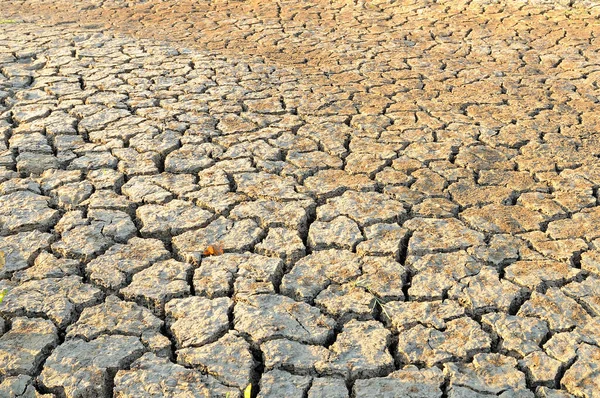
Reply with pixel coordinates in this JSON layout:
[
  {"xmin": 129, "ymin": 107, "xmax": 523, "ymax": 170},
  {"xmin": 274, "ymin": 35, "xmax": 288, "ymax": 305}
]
[{"xmin": 1, "ymin": 0, "xmax": 600, "ymax": 397}]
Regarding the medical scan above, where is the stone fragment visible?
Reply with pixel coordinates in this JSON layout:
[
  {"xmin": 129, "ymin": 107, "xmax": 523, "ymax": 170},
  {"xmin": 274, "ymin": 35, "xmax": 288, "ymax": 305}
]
[
  {"xmin": 66, "ymin": 295, "xmax": 169, "ymax": 357},
  {"xmin": 0, "ymin": 317, "xmax": 58, "ymax": 376},
  {"xmin": 166, "ymin": 296, "xmax": 231, "ymax": 349},
  {"xmin": 39, "ymin": 335, "xmax": 145, "ymax": 398},
  {"xmin": 172, "ymin": 217, "xmax": 263, "ymax": 264},
  {"xmin": 396, "ymin": 317, "xmax": 491, "ymax": 366},
  {"xmin": 481, "ymin": 313, "xmax": 549, "ymax": 358},
  {"xmin": 114, "ymin": 352, "xmax": 236, "ymax": 397},
  {"xmin": 404, "ymin": 218, "xmax": 484, "ymax": 256},
  {"xmin": 234, "ymin": 294, "xmax": 334, "ymax": 345},
  {"xmin": 308, "ymin": 216, "xmax": 363, "ymax": 251},
  {"xmin": 0, "ymin": 276, "xmax": 102, "ymax": 328},
  {"xmin": 86, "ymin": 237, "xmax": 170, "ymax": 291},
  {"xmin": 315, "ymin": 319, "xmax": 393, "ymax": 379},
  {"xmin": 177, "ymin": 331, "xmax": 255, "ymax": 389},
  {"xmin": 0, "ymin": 191, "xmax": 59, "ymax": 234},
  {"xmin": 136, "ymin": 199, "xmax": 213, "ymax": 240},
  {"xmin": 258, "ymin": 369, "xmax": 312, "ymax": 398},
  {"xmin": 517, "ymin": 288, "xmax": 591, "ymax": 332},
  {"xmin": 121, "ymin": 259, "xmax": 192, "ymax": 316},
  {"xmin": 317, "ymin": 190, "xmax": 406, "ymax": 227},
  {"xmin": 444, "ymin": 353, "xmax": 527, "ymax": 394},
  {"xmin": 254, "ymin": 227, "xmax": 305, "ymax": 269}
]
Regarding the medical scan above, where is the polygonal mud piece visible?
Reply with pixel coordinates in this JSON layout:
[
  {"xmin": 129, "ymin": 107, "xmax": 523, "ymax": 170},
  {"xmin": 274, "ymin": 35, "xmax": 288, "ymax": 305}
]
[
  {"xmin": 66, "ymin": 295, "xmax": 169, "ymax": 357},
  {"xmin": 444, "ymin": 353, "xmax": 527, "ymax": 394},
  {"xmin": 546, "ymin": 207, "xmax": 600, "ymax": 241},
  {"xmin": 121, "ymin": 173, "xmax": 197, "ymax": 205},
  {"xmin": 447, "ymin": 180, "xmax": 515, "ymax": 208},
  {"xmin": 0, "ymin": 191, "xmax": 59, "ymax": 234},
  {"xmin": 518, "ymin": 351, "xmax": 562, "ymax": 388},
  {"xmin": 234, "ymin": 171, "xmax": 308, "ymax": 201},
  {"xmin": 358, "ymin": 256, "xmax": 407, "ymax": 301},
  {"xmin": 356, "ymin": 223, "xmax": 408, "ymax": 259},
  {"xmin": 344, "ymin": 152, "xmax": 388, "ymax": 177},
  {"xmin": 258, "ymin": 369, "xmax": 312, "ymax": 398},
  {"xmin": 88, "ymin": 209, "xmax": 137, "ymax": 243},
  {"xmin": 316, "ymin": 190, "xmax": 406, "ymax": 227},
  {"xmin": 50, "ymin": 180, "xmax": 93, "ymax": 210},
  {"xmin": 407, "ymin": 251, "xmax": 482, "ymax": 301},
  {"xmin": 177, "ymin": 331, "xmax": 255, "ymax": 388},
  {"xmin": 517, "ymin": 288, "xmax": 592, "ymax": 332},
  {"xmin": 396, "ymin": 317, "xmax": 491, "ymax": 367},
  {"xmin": 67, "ymin": 152, "xmax": 119, "ymax": 171},
  {"xmin": 12, "ymin": 251, "xmax": 80, "ymax": 282},
  {"xmin": 254, "ymin": 227, "xmax": 306, "ymax": 269},
  {"xmin": 0, "ymin": 317, "xmax": 58, "ymax": 376},
  {"xmin": 481, "ymin": 313, "xmax": 549, "ymax": 358},
  {"xmin": 280, "ymin": 249, "xmax": 362, "ymax": 302},
  {"xmin": 39, "ymin": 335, "xmax": 145, "ymax": 398},
  {"xmin": 0, "ymin": 276, "xmax": 103, "ymax": 328},
  {"xmin": 121, "ymin": 259, "xmax": 192, "ymax": 317},
  {"xmin": 230, "ymin": 199, "xmax": 313, "ymax": 232},
  {"xmin": 461, "ymin": 204, "xmax": 546, "ymax": 234},
  {"xmin": 314, "ymin": 282, "xmax": 376, "ymax": 322},
  {"xmin": 78, "ymin": 108, "xmax": 131, "ymax": 133},
  {"xmin": 136, "ymin": 199, "xmax": 214, "ymax": 240},
  {"xmin": 0, "ymin": 230, "xmax": 54, "ymax": 278},
  {"xmin": 51, "ymin": 222, "xmax": 114, "ymax": 261},
  {"xmin": 504, "ymin": 260, "xmax": 583, "ymax": 292},
  {"xmin": 300, "ymin": 169, "xmax": 376, "ymax": 200},
  {"xmin": 315, "ymin": 319, "xmax": 394, "ymax": 380},
  {"xmin": 166, "ymin": 296, "xmax": 232, "ymax": 349},
  {"xmin": 468, "ymin": 234, "xmax": 526, "ymax": 268},
  {"xmin": 307, "ymin": 378, "xmax": 348, "ymax": 398},
  {"xmin": 262, "ymin": 338, "xmax": 330, "ymax": 374},
  {"xmin": 447, "ymin": 386, "xmax": 534, "ymax": 398},
  {"xmin": 535, "ymin": 387, "xmax": 575, "ymax": 398},
  {"xmin": 385, "ymin": 300, "xmax": 465, "ymax": 331},
  {"xmin": 183, "ymin": 185, "xmax": 247, "ymax": 215},
  {"xmin": 38, "ymin": 169, "xmax": 82, "ymax": 194},
  {"xmin": 234, "ymin": 294, "xmax": 335, "ymax": 345},
  {"xmin": 404, "ymin": 218, "xmax": 485, "ymax": 256},
  {"xmin": 0, "ymin": 374, "xmax": 54, "ymax": 397},
  {"xmin": 86, "ymin": 237, "xmax": 170, "ymax": 291},
  {"xmin": 307, "ymin": 216, "xmax": 364, "ymax": 251},
  {"xmin": 194, "ymin": 252, "xmax": 284, "ymax": 299},
  {"xmin": 114, "ymin": 352, "xmax": 237, "ymax": 398},
  {"xmin": 413, "ymin": 197, "xmax": 459, "ymax": 218},
  {"xmin": 561, "ymin": 277, "xmax": 600, "ymax": 316},
  {"xmin": 172, "ymin": 217, "xmax": 264, "ymax": 264},
  {"xmin": 543, "ymin": 332, "xmax": 580, "ymax": 364},
  {"xmin": 87, "ymin": 168, "xmax": 124, "ymax": 190},
  {"xmin": 448, "ymin": 267, "xmax": 526, "ymax": 315},
  {"xmin": 353, "ymin": 366, "xmax": 444, "ymax": 398},
  {"xmin": 561, "ymin": 344, "xmax": 600, "ymax": 397}
]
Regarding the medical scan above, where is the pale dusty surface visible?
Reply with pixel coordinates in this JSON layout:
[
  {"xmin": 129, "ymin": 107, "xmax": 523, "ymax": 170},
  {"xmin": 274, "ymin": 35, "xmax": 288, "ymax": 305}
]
[{"xmin": 0, "ymin": 0, "xmax": 599, "ymax": 397}]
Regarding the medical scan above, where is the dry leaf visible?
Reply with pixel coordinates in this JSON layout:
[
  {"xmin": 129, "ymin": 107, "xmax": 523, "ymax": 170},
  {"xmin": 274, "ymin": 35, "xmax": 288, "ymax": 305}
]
[
  {"xmin": 0, "ymin": 251, "xmax": 4, "ymax": 268},
  {"xmin": 203, "ymin": 242, "xmax": 224, "ymax": 256}
]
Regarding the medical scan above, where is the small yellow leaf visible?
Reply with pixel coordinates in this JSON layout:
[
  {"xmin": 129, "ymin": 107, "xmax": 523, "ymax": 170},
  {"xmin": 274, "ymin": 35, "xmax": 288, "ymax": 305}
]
[
  {"xmin": 0, "ymin": 290, "xmax": 6, "ymax": 305},
  {"xmin": 0, "ymin": 250, "xmax": 4, "ymax": 268},
  {"xmin": 244, "ymin": 384, "xmax": 252, "ymax": 398}
]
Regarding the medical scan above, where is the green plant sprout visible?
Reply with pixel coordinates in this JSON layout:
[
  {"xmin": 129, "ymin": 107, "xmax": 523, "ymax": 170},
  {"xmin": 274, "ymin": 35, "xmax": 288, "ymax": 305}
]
[
  {"xmin": 353, "ymin": 278, "xmax": 392, "ymax": 321},
  {"xmin": 225, "ymin": 383, "xmax": 251, "ymax": 398}
]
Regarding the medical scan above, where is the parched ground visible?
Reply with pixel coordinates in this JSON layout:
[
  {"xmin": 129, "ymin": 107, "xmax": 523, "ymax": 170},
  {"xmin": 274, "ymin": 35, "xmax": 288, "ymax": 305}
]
[{"xmin": 0, "ymin": 0, "xmax": 600, "ymax": 397}]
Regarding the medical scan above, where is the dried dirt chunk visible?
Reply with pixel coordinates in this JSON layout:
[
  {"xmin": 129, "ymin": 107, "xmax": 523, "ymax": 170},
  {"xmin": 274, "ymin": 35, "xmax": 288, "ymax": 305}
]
[
  {"xmin": 481, "ymin": 313, "xmax": 549, "ymax": 358},
  {"xmin": 300, "ymin": 169, "xmax": 376, "ymax": 200},
  {"xmin": 0, "ymin": 230, "xmax": 53, "ymax": 278},
  {"xmin": 39, "ymin": 335, "xmax": 145, "ymax": 398},
  {"xmin": 0, "ymin": 317, "xmax": 58, "ymax": 377},
  {"xmin": 0, "ymin": 191, "xmax": 59, "ymax": 234},
  {"xmin": 114, "ymin": 353, "xmax": 237, "ymax": 398},
  {"xmin": 166, "ymin": 296, "xmax": 232, "ymax": 349},
  {"xmin": 561, "ymin": 344, "xmax": 600, "ymax": 398},
  {"xmin": 255, "ymin": 227, "xmax": 306, "ymax": 269},
  {"xmin": 121, "ymin": 259, "xmax": 192, "ymax": 316},
  {"xmin": 404, "ymin": 218, "xmax": 485, "ymax": 256},
  {"xmin": 136, "ymin": 199, "xmax": 213, "ymax": 240},
  {"xmin": 353, "ymin": 366, "xmax": 444, "ymax": 398},
  {"xmin": 308, "ymin": 216, "xmax": 363, "ymax": 251},
  {"xmin": 259, "ymin": 369, "xmax": 312, "ymax": 398},
  {"xmin": 461, "ymin": 204, "xmax": 546, "ymax": 234},
  {"xmin": 177, "ymin": 331, "xmax": 255, "ymax": 389},
  {"xmin": 234, "ymin": 294, "xmax": 335, "ymax": 345},
  {"xmin": 517, "ymin": 288, "xmax": 591, "ymax": 332},
  {"xmin": 66, "ymin": 295, "xmax": 169, "ymax": 357}
]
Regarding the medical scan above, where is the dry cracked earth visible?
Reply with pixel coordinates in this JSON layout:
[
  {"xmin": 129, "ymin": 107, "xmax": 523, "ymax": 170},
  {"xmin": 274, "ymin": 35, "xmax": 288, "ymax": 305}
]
[{"xmin": 0, "ymin": 0, "xmax": 600, "ymax": 397}]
